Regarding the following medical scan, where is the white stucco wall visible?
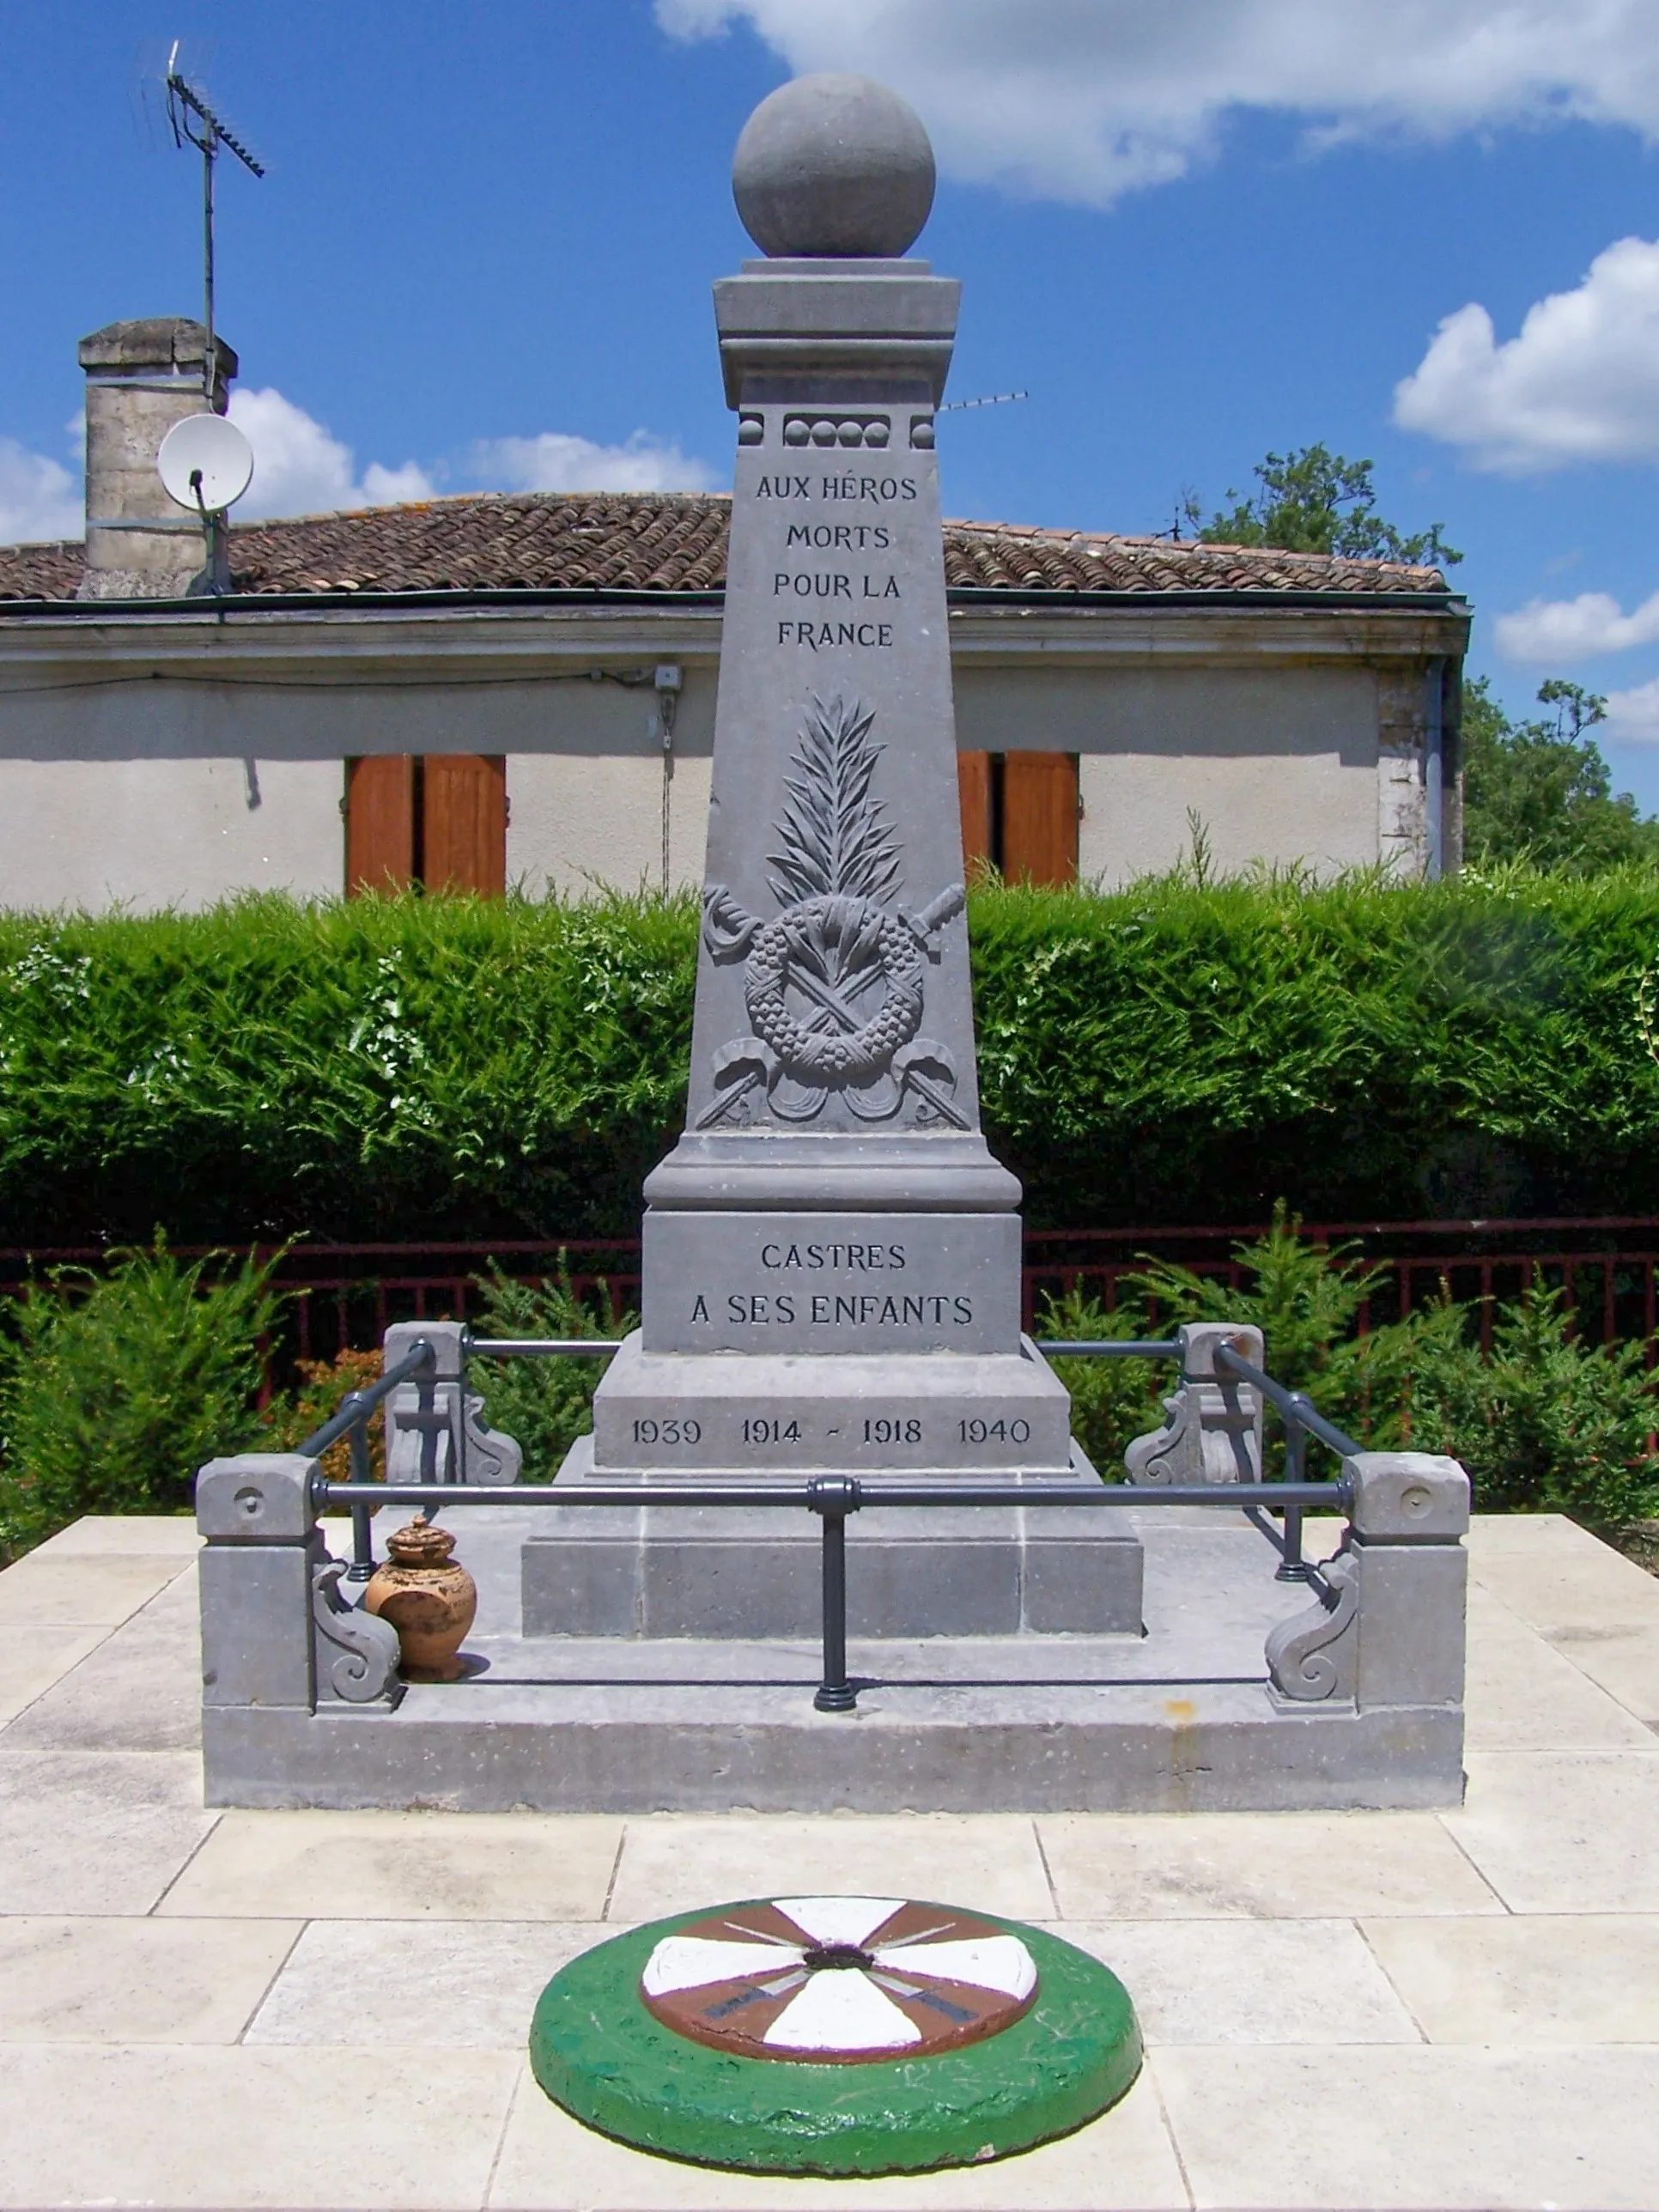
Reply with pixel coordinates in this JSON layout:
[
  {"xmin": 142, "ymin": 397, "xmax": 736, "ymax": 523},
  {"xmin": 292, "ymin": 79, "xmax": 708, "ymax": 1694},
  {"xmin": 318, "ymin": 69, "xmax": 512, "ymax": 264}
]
[
  {"xmin": 0, "ymin": 756, "xmax": 342, "ymax": 910},
  {"xmin": 953, "ymin": 663, "xmax": 1384, "ymax": 884},
  {"xmin": 0, "ymin": 607, "xmax": 1454, "ymax": 908},
  {"xmin": 507, "ymin": 752, "xmax": 712, "ymax": 896}
]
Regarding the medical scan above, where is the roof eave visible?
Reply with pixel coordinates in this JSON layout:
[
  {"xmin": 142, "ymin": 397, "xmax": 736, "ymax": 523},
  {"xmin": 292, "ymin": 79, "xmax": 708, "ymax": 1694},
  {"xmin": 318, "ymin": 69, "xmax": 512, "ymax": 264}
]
[{"xmin": 0, "ymin": 583, "xmax": 1466, "ymax": 619}]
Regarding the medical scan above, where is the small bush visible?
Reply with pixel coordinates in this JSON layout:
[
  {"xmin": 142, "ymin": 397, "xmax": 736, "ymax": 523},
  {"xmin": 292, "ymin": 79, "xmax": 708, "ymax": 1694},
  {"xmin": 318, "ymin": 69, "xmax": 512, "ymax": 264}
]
[
  {"xmin": 0, "ymin": 1237, "xmax": 283, "ymax": 1562},
  {"xmin": 1405, "ymin": 1289, "xmax": 1659, "ymax": 1527},
  {"xmin": 260, "ymin": 1347, "xmax": 387, "ymax": 1483},
  {"xmin": 1042, "ymin": 1212, "xmax": 1659, "ymax": 1529},
  {"xmin": 465, "ymin": 1261, "xmax": 636, "ymax": 1480}
]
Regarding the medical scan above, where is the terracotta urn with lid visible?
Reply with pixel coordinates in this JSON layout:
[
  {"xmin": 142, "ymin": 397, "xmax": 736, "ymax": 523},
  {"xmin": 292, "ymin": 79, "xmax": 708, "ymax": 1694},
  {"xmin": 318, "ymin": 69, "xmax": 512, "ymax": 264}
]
[{"xmin": 362, "ymin": 1516, "xmax": 477, "ymax": 1680}]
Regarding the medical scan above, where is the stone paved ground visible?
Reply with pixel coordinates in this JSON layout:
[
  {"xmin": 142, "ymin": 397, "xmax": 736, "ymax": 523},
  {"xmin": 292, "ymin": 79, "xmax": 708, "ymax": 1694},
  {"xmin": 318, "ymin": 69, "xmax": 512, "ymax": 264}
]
[{"xmin": 1, "ymin": 1510, "xmax": 1656, "ymax": 2209}]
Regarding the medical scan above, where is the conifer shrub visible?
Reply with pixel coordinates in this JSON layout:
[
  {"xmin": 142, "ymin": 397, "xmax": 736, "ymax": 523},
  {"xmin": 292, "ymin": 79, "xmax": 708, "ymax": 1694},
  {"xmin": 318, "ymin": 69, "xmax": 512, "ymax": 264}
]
[
  {"xmin": 0, "ymin": 1238, "xmax": 282, "ymax": 1562},
  {"xmin": 1044, "ymin": 1210, "xmax": 1659, "ymax": 1530},
  {"xmin": 464, "ymin": 1261, "xmax": 638, "ymax": 1480}
]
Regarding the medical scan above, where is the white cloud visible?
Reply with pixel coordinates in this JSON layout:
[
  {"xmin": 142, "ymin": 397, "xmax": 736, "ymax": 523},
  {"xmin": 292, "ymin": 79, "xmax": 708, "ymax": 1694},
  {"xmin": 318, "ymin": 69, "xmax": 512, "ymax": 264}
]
[
  {"xmin": 472, "ymin": 430, "xmax": 716, "ymax": 495},
  {"xmin": 0, "ymin": 436, "xmax": 81, "ymax": 544},
  {"xmin": 227, "ymin": 387, "xmax": 437, "ymax": 518},
  {"xmin": 658, "ymin": 0, "xmax": 1659, "ymax": 208},
  {"xmin": 1497, "ymin": 587, "xmax": 1659, "ymax": 664},
  {"xmin": 1394, "ymin": 237, "xmax": 1659, "ymax": 472},
  {"xmin": 3, "ymin": 390, "xmax": 714, "ymax": 544},
  {"xmin": 1605, "ymin": 678, "xmax": 1659, "ymax": 744}
]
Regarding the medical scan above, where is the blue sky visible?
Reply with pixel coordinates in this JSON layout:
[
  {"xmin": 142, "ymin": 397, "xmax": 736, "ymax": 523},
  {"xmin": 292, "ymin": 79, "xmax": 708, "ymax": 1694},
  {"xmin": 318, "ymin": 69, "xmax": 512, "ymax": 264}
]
[{"xmin": 6, "ymin": 2, "xmax": 1659, "ymax": 802}]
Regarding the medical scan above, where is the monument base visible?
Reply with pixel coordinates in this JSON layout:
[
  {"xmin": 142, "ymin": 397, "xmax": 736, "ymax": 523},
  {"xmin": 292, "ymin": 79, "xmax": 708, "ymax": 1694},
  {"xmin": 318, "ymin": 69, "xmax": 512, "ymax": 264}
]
[
  {"xmin": 524, "ymin": 1433, "xmax": 1144, "ymax": 1637},
  {"xmin": 550, "ymin": 1329, "xmax": 1143, "ymax": 1638},
  {"xmin": 586, "ymin": 1331, "xmax": 1075, "ymax": 1476},
  {"xmin": 197, "ymin": 1508, "xmax": 1466, "ymax": 1813}
]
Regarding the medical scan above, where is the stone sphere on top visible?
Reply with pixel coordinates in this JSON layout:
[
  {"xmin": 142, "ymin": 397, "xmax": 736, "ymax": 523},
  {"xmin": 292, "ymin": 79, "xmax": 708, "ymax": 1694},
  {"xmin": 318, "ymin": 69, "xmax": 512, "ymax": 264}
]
[{"xmin": 732, "ymin": 74, "xmax": 935, "ymax": 258}]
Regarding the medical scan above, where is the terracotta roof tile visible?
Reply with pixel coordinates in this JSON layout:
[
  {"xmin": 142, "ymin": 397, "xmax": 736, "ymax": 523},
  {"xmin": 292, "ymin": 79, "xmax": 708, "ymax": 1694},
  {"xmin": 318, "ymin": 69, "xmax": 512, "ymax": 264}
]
[{"xmin": 0, "ymin": 491, "xmax": 1449, "ymax": 603}]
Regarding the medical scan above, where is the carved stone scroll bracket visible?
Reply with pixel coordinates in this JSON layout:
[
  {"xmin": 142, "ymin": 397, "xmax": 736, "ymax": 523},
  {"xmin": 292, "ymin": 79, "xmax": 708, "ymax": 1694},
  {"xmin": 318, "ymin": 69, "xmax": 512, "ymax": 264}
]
[
  {"xmin": 1125, "ymin": 1323, "xmax": 1264, "ymax": 1485},
  {"xmin": 1267, "ymin": 1451, "xmax": 1471, "ymax": 1711},
  {"xmin": 382, "ymin": 1320, "xmax": 523, "ymax": 1488},
  {"xmin": 313, "ymin": 1560, "xmax": 404, "ymax": 1706},
  {"xmin": 1267, "ymin": 1550, "xmax": 1358, "ymax": 1702}
]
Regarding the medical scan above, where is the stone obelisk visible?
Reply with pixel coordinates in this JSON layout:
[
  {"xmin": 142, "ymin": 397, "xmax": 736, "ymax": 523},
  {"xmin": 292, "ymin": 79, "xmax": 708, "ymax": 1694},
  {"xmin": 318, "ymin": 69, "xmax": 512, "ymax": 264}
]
[{"xmin": 559, "ymin": 79, "xmax": 1127, "ymax": 1581}]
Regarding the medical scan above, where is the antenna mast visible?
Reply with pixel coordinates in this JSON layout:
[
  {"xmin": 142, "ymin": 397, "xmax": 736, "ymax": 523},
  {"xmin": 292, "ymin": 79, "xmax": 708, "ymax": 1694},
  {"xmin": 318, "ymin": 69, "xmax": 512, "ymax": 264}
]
[
  {"xmin": 937, "ymin": 389, "xmax": 1029, "ymax": 415},
  {"xmin": 165, "ymin": 42, "xmax": 264, "ymax": 408}
]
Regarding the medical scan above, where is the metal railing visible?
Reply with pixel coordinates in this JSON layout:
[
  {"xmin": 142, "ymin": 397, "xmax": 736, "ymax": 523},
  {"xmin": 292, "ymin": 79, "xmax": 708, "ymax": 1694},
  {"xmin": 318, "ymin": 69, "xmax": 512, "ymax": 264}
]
[
  {"xmin": 299, "ymin": 1338, "xmax": 435, "ymax": 1583},
  {"xmin": 312, "ymin": 1329, "xmax": 1352, "ymax": 1712},
  {"xmin": 1214, "ymin": 1340, "xmax": 1360, "ymax": 1583}
]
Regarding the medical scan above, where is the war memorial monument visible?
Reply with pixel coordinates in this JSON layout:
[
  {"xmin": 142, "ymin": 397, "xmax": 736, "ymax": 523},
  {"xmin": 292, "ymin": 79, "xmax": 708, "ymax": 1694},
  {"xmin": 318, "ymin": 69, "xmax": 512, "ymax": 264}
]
[{"xmin": 194, "ymin": 75, "xmax": 1474, "ymax": 1824}]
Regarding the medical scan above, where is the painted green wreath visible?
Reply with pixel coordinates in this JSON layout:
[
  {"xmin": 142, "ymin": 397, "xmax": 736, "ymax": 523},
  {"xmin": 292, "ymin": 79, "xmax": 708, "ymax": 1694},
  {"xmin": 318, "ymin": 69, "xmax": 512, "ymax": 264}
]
[{"xmin": 528, "ymin": 1897, "xmax": 1142, "ymax": 2178}]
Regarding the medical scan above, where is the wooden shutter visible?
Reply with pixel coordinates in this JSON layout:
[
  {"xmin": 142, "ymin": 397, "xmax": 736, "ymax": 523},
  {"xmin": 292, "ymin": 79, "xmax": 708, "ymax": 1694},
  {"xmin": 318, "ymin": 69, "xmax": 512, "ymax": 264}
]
[
  {"xmin": 345, "ymin": 756, "xmax": 416, "ymax": 896},
  {"xmin": 957, "ymin": 751, "xmax": 994, "ymax": 875},
  {"xmin": 423, "ymin": 756, "xmax": 507, "ymax": 896},
  {"xmin": 1001, "ymin": 752, "xmax": 1079, "ymax": 884}
]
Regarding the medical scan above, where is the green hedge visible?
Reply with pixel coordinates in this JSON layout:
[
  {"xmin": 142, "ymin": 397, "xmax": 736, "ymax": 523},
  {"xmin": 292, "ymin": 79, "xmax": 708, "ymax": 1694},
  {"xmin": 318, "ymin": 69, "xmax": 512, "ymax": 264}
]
[{"xmin": 3, "ymin": 867, "xmax": 1659, "ymax": 1243}]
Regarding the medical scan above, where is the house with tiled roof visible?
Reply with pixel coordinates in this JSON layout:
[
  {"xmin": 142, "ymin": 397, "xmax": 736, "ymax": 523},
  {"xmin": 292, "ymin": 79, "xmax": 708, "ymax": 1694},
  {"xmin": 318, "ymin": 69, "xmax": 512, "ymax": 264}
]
[{"xmin": 0, "ymin": 319, "xmax": 1469, "ymax": 908}]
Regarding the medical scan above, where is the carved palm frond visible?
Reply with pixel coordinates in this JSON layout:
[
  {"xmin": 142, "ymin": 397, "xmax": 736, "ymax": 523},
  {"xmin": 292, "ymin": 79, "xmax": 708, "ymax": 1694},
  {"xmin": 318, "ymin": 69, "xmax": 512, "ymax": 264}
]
[{"xmin": 767, "ymin": 694, "xmax": 901, "ymax": 908}]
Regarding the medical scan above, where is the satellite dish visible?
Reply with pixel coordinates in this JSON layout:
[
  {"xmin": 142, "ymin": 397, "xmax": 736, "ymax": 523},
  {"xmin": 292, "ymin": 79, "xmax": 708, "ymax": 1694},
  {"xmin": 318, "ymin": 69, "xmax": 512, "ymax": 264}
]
[{"xmin": 157, "ymin": 412, "xmax": 254, "ymax": 514}]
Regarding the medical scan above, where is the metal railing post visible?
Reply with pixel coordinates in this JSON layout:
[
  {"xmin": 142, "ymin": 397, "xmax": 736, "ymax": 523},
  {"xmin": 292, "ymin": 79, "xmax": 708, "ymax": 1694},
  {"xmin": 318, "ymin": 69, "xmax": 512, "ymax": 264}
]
[
  {"xmin": 1277, "ymin": 1413, "xmax": 1310, "ymax": 1583},
  {"xmin": 344, "ymin": 1399, "xmax": 375, "ymax": 1583},
  {"xmin": 808, "ymin": 1477, "xmax": 860, "ymax": 1712}
]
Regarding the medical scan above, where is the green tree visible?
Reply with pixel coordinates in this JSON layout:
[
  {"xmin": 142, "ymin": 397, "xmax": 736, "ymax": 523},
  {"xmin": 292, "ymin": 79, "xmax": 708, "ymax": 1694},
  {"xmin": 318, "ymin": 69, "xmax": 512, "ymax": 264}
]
[
  {"xmin": 1185, "ymin": 444, "xmax": 1461, "ymax": 568},
  {"xmin": 1462, "ymin": 676, "xmax": 1659, "ymax": 872}
]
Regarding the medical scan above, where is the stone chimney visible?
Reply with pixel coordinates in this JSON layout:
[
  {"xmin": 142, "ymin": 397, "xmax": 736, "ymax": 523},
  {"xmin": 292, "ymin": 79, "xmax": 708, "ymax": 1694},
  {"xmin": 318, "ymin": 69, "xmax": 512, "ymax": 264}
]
[{"xmin": 76, "ymin": 318, "xmax": 238, "ymax": 600}]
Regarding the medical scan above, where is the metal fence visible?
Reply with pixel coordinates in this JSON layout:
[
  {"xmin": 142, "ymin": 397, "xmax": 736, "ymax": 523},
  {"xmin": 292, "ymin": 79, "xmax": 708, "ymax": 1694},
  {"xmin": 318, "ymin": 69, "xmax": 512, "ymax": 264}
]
[{"xmin": 7, "ymin": 1216, "xmax": 1659, "ymax": 1371}]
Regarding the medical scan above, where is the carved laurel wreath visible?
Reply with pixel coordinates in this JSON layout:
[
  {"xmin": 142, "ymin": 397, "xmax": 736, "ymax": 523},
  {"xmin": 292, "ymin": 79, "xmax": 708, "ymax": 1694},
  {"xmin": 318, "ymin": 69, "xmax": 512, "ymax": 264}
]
[{"xmin": 699, "ymin": 695, "xmax": 964, "ymax": 1127}]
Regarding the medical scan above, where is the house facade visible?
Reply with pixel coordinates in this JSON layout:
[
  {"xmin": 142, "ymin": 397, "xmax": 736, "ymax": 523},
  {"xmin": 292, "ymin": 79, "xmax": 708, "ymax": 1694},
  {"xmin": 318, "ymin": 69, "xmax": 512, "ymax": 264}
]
[{"xmin": 0, "ymin": 320, "xmax": 1470, "ymax": 909}]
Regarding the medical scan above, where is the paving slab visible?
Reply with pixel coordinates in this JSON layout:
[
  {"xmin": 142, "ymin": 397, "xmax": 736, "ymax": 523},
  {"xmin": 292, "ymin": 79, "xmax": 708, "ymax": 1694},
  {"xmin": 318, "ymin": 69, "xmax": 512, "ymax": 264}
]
[
  {"xmin": 1462, "ymin": 1509, "xmax": 1598, "ymax": 1557},
  {"xmin": 27, "ymin": 1511, "xmax": 200, "ymax": 1557},
  {"xmin": 1468, "ymin": 1531, "xmax": 1659, "ymax": 1634},
  {"xmin": 0, "ymin": 1914, "xmax": 301, "ymax": 2041},
  {"xmin": 0, "ymin": 1549, "xmax": 189, "ymax": 1626},
  {"xmin": 0, "ymin": 1624, "xmax": 110, "ymax": 1726},
  {"xmin": 158, "ymin": 1808, "xmax": 625, "ymax": 1921},
  {"xmin": 0, "ymin": 2043, "xmax": 520, "ymax": 2210},
  {"xmin": 487, "ymin": 2057, "xmax": 1188, "ymax": 2210},
  {"xmin": 246, "ymin": 1919, "xmax": 619, "ymax": 2048},
  {"xmin": 1039, "ymin": 1808, "xmax": 1504, "ymax": 1919},
  {"xmin": 1362, "ymin": 1911, "xmax": 1659, "ymax": 2043},
  {"xmin": 1540, "ymin": 1621, "xmax": 1659, "ymax": 1726},
  {"xmin": 0, "ymin": 1749, "xmax": 216, "ymax": 1914},
  {"xmin": 1066, "ymin": 1916, "xmax": 1420, "ymax": 2044},
  {"xmin": 607, "ymin": 1813, "xmax": 1056, "ymax": 1923},
  {"xmin": 1152, "ymin": 2043, "xmax": 1659, "ymax": 2210},
  {"xmin": 1462, "ymin": 1583, "xmax": 1654, "ymax": 1748},
  {"xmin": 2, "ymin": 1571, "xmax": 203, "ymax": 1752},
  {"xmin": 1444, "ymin": 1748, "xmax": 1659, "ymax": 1911}
]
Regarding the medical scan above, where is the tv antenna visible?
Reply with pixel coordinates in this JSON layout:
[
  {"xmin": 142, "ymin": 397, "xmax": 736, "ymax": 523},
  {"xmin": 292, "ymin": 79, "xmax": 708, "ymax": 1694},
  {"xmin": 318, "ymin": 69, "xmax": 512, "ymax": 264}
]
[
  {"xmin": 938, "ymin": 389, "xmax": 1029, "ymax": 414},
  {"xmin": 164, "ymin": 45, "xmax": 264, "ymax": 592},
  {"xmin": 165, "ymin": 43, "xmax": 264, "ymax": 408}
]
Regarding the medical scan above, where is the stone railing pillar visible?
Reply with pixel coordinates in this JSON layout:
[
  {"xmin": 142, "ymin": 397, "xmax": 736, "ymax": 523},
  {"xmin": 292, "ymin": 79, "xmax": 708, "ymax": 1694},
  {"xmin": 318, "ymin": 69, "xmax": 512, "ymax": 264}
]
[
  {"xmin": 1267, "ymin": 1451, "xmax": 1469, "ymax": 1707},
  {"xmin": 1125, "ymin": 1322, "xmax": 1264, "ymax": 1485},
  {"xmin": 196, "ymin": 1452, "xmax": 401, "ymax": 1711},
  {"xmin": 382, "ymin": 1320, "xmax": 523, "ymax": 1488}
]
